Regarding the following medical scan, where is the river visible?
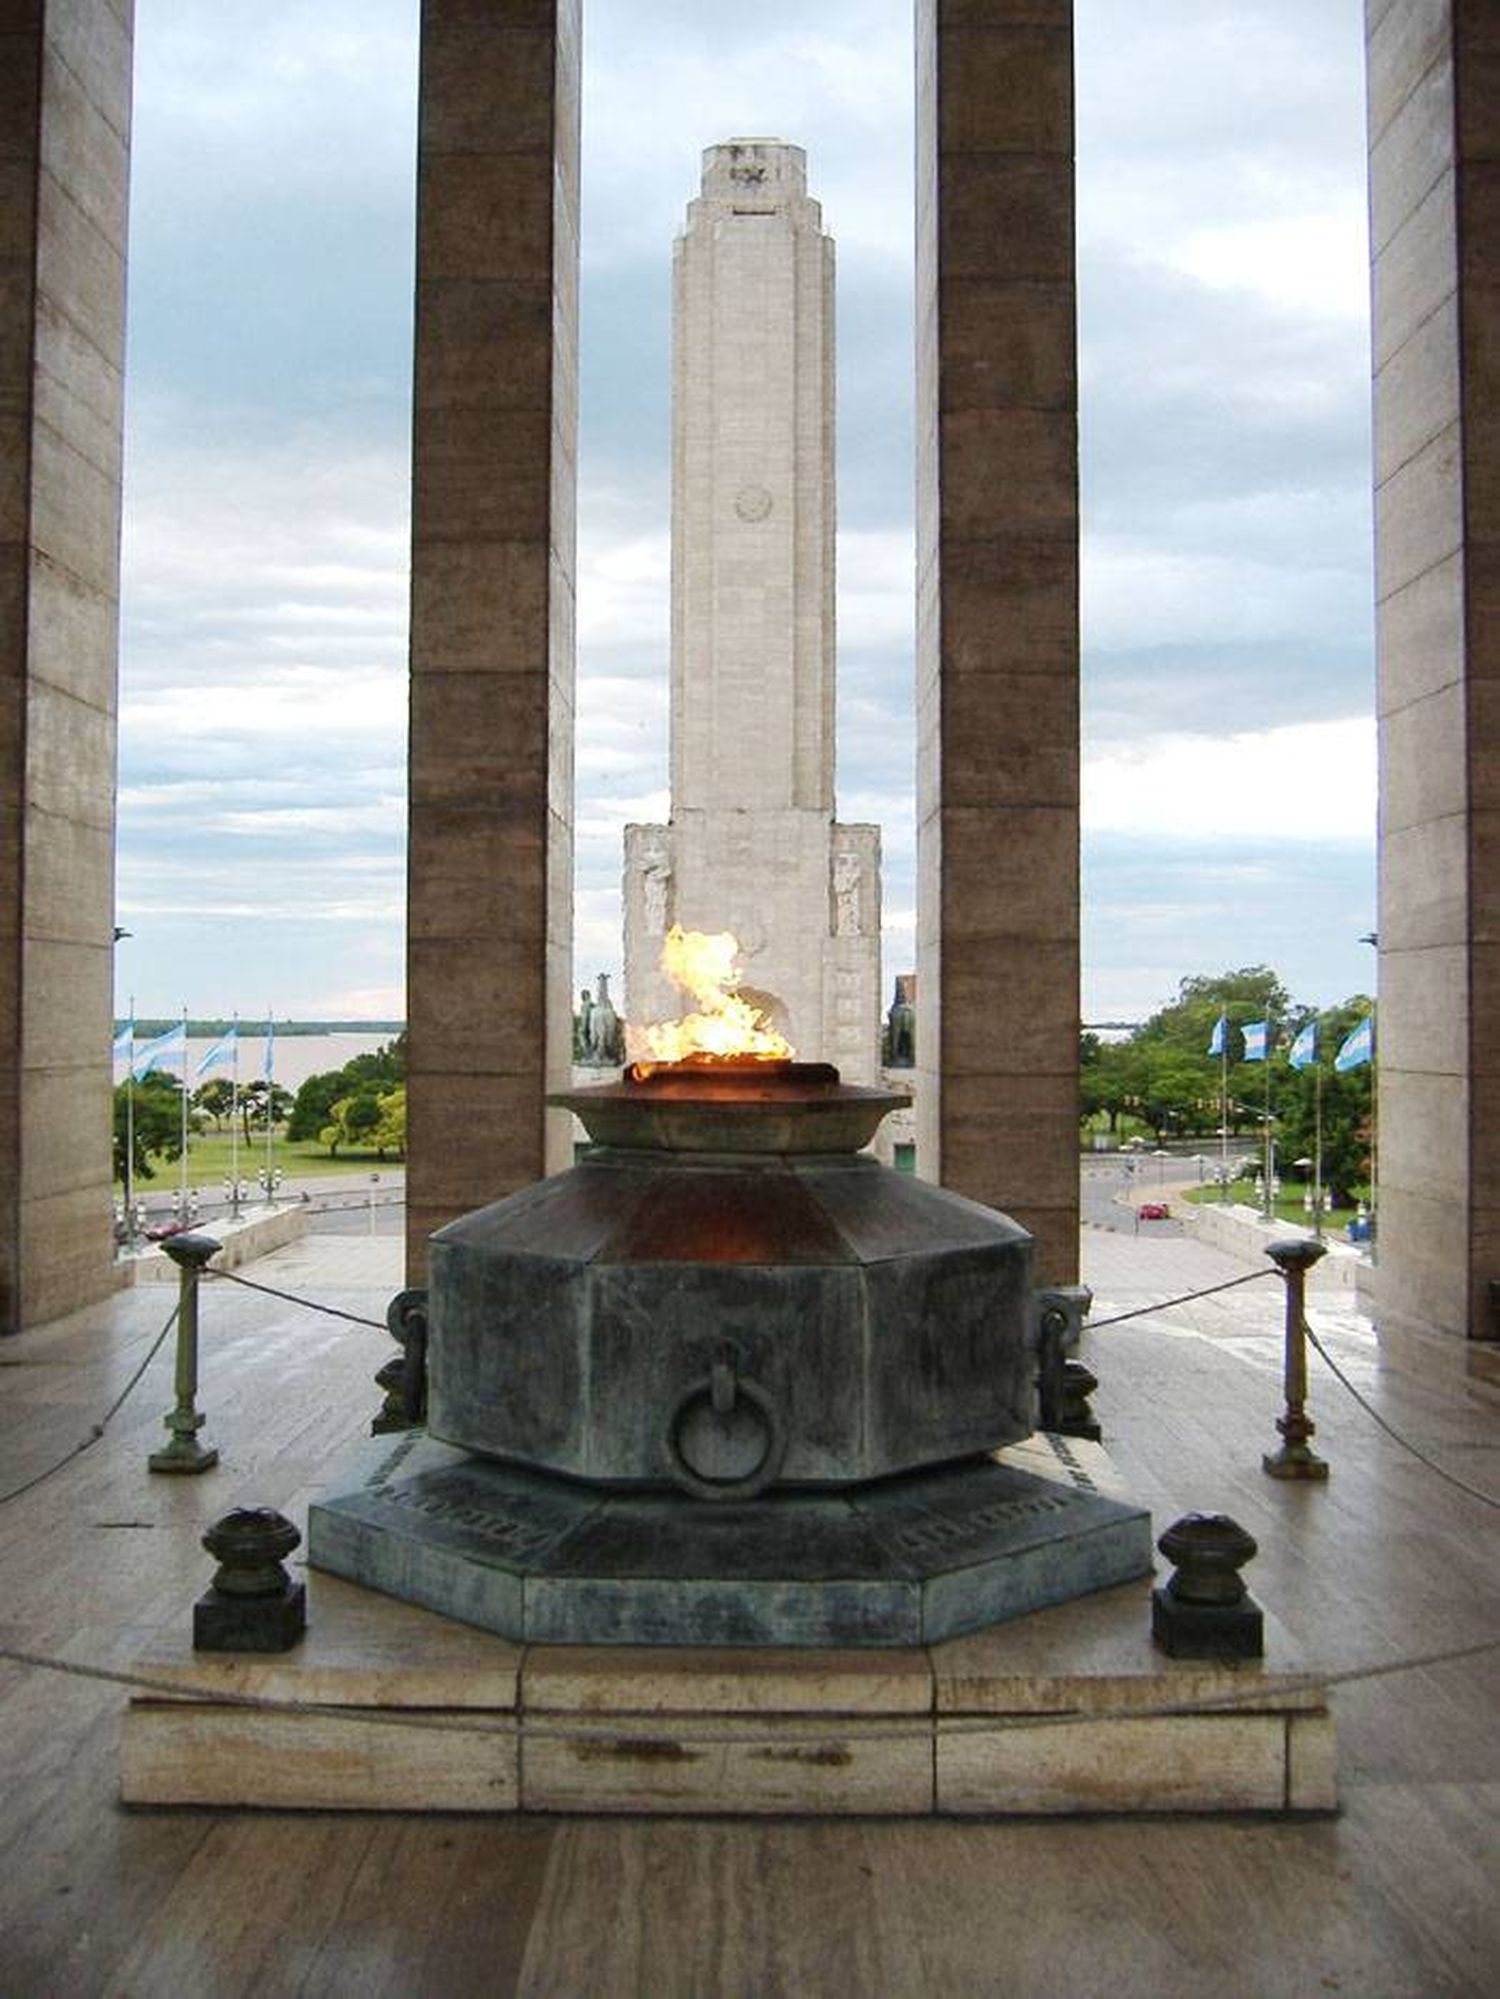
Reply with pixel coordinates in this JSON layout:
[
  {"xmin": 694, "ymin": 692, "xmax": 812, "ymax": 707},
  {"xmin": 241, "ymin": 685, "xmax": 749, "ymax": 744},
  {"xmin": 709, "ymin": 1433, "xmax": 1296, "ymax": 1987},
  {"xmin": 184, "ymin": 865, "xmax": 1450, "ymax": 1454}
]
[{"xmin": 169, "ymin": 1030, "xmax": 401, "ymax": 1093}]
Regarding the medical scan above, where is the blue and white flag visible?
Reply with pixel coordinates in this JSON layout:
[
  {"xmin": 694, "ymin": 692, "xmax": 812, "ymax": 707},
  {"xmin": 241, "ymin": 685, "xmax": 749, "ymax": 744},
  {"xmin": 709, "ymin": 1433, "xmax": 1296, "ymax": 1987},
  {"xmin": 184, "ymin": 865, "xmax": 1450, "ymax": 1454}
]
[
  {"xmin": 261, "ymin": 1018, "xmax": 276, "ymax": 1081},
  {"xmin": 1335, "ymin": 1015, "xmax": 1374, "ymax": 1072},
  {"xmin": 195, "ymin": 1026, "xmax": 238, "ymax": 1078},
  {"xmin": 131, "ymin": 1021, "xmax": 187, "ymax": 1080},
  {"xmin": 111, "ymin": 1022, "xmax": 134, "ymax": 1074},
  {"xmin": 1288, "ymin": 1020, "xmax": 1318, "ymax": 1071},
  {"xmin": 1242, "ymin": 1020, "xmax": 1268, "ymax": 1063},
  {"xmin": 1208, "ymin": 1014, "xmax": 1227, "ymax": 1058}
]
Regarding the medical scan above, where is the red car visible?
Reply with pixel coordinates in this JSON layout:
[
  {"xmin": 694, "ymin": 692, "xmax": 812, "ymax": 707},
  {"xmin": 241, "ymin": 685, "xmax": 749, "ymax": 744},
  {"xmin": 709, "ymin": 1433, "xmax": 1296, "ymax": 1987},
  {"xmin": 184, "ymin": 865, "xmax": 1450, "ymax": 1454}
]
[{"xmin": 1136, "ymin": 1201, "xmax": 1171, "ymax": 1221}]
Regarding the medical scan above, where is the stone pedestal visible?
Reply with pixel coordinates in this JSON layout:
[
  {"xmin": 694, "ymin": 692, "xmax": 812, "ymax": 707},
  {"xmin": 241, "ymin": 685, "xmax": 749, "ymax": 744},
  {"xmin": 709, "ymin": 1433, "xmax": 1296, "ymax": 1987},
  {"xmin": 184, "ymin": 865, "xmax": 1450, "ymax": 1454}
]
[
  {"xmin": 126, "ymin": 1440, "xmax": 1336, "ymax": 1819},
  {"xmin": 308, "ymin": 1431, "xmax": 1152, "ymax": 1649}
]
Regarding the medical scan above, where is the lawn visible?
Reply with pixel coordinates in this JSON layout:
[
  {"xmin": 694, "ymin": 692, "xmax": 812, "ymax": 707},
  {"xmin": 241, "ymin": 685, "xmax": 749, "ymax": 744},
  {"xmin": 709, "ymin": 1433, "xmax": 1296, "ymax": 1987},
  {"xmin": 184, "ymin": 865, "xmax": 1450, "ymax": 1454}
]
[
  {"xmin": 117, "ymin": 1131, "xmax": 404, "ymax": 1192},
  {"xmin": 1182, "ymin": 1180, "xmax": 1367, "ymax": 1232}
]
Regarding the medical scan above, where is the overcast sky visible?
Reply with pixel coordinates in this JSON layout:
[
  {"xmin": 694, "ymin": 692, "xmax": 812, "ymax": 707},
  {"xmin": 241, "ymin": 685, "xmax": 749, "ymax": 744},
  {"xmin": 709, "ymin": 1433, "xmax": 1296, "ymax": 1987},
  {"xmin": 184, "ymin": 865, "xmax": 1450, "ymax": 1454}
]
[{"xmin": 115, "ymin": 0, "xmax": 1377, "ymax": 1028}]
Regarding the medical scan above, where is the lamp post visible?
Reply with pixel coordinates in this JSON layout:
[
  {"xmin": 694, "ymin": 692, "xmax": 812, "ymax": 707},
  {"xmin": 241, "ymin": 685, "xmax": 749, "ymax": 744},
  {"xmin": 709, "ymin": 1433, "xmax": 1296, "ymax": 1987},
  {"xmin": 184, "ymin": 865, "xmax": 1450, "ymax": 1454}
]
[{"xmin": 1293, "ymin": 1156, "xmax": 1323, "ymax": 1240}]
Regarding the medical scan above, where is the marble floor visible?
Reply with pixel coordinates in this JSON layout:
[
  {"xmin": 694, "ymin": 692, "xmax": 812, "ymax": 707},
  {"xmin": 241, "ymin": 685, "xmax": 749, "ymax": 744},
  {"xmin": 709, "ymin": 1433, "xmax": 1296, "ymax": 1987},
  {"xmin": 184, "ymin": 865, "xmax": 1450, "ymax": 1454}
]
[{"xmin": 0, "ymin": 1220, "xmax": 1495, "ymax": 1995}]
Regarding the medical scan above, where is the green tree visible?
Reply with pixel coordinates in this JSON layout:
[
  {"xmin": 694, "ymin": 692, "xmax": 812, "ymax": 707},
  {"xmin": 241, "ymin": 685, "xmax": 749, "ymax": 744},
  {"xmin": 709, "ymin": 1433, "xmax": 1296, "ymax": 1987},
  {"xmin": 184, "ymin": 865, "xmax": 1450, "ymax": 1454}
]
[
  {"xmin": 288, "ymin": 1069, "xmax": 345, "ymax": 1142},
  {"xmin": 288, "ymin": 1036, "xmax": 406, "ymax": 1143},
  {"xmin": 239, "ymin": 1078, "xmax": 294, "ymax": 1143},
  {"xmin": 193, "ymin": 1078, "xmax": 235, "ymax": 1131},
  {"xmin": 1080, "ymin": 1036, "xmax": 1148, "ymax": 1138},
  {"xmin": 113, "ymin": 1074, "xmax": 185, "ymax": 1183},
  {"xmin": 319, "ymin": 1090, "xmax": 383, "ymax": 1156},
  {"xmin": 1273, "ymin": 997, "xmax": 1375, "ymax": 1206},
  {"xmin": 340, "ymin": 1033, "xmax": 406, "ymax": 1089},
  {"xmin": 288, "ymin": 1069, "xmax": 346, "ymax": 1142},
  {"xmin": 1080, "ymin": 967, "xmax": 1318, "ymax": 1145},
  {"xmin": 1138, "ymin": 968, "xmax": 1292, "ymax": 1062},
  {"xmin": 371, "ymin": 1085, "xmax": 406, "ymax": 1160}
]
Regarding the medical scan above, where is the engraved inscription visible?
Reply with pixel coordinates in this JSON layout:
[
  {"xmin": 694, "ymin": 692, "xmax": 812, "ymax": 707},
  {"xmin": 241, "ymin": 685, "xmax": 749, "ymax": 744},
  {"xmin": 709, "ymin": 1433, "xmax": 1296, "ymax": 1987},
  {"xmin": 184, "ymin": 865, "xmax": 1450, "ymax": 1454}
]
[
  {"xmin": 891, "ymin": 1491, "xmax": 1072, "ymax": 1554},
  {"xmin": 1045, "ymin": 1434, "xmax": 1099, "ymax": 1492},
  {"xmin": 367, "ymin": 1479, "xmax": 558, "ymax": 1558},
  {"xmin": 365, "ymin": 1431, "xmax": 424, "ymax": 1488}
]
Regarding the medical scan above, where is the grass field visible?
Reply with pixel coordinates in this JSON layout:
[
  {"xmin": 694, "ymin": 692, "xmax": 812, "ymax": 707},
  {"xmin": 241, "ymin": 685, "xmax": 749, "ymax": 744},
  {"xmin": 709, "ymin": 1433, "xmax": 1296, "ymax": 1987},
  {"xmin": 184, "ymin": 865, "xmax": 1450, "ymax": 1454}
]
[
  {"xmin": 1182, "ymin": 1180, "xmax": 1366, "ymax": 1231},
  {"xmin": 116, "ymin": 1131, "xmax": 404, "ymax": 1192}
]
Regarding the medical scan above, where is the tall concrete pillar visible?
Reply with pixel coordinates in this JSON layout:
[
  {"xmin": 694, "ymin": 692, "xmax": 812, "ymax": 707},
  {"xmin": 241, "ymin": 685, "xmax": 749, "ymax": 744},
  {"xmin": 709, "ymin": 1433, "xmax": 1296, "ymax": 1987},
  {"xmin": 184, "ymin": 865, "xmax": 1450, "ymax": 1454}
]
[
  {"xmin": 1368, "ymin": 0, "xmax": 1500, "ymax": 1343},
  {"xmin": 405, "ymin": 0, "xmax": 580, "ymax": 1274},
  {"xmin": 623, "ymin": 141, "xmax": 882, "ymax": 1080},
  {"xmin": 914, "ymin": 0, "xmax": 1080, "ymax": 1282},
  {"xmin": 0, "ymin": 0, "xmax": 132, "ymax": 1331}
]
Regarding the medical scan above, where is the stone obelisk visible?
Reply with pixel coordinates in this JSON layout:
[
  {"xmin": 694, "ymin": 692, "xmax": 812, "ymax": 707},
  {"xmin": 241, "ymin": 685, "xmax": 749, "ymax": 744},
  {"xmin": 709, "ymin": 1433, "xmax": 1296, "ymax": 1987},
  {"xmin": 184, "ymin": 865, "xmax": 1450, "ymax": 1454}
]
[{"xmin": 624, "ymin": 140, "xmax": 880, "ymax": 1079}]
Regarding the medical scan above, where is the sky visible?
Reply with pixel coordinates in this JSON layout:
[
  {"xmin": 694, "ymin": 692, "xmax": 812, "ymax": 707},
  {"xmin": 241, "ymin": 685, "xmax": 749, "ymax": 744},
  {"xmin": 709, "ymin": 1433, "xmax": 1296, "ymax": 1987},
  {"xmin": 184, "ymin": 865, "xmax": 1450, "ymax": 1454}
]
[{"xmin": 115, "ymin": 0, "xmax": 1378, "ymax": 1029}]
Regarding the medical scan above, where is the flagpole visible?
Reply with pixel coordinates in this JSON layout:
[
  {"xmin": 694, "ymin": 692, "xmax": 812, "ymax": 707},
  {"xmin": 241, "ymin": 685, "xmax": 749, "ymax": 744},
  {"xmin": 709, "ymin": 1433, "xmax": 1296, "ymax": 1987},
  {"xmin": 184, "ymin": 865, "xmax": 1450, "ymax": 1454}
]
[
  {"xmin": 264, "ymin": 1011, "xmax": 275, "ymax": 1200},
  {"xmin": 1262, "ymin": 1024, "xmax": 1273, "ymax": 1219},
  {"xmin": 1219, "ymin": 1042, "xmax": 1229, "ymax": 1201},
  {"xmin": 124, "ymin": 997, "xmax": 135, "ymax": 1249},
  {"xmin": 229, "ymin": 1011, "xmax": 241, "ymax": 1220},
  {"xmin": 1314, "ymin": 1060, "xmax": 1324, "ymax": 1242},
  {"xmin": 178, "ymin": 1004, "xmax": 190, "ymax": 1217}
]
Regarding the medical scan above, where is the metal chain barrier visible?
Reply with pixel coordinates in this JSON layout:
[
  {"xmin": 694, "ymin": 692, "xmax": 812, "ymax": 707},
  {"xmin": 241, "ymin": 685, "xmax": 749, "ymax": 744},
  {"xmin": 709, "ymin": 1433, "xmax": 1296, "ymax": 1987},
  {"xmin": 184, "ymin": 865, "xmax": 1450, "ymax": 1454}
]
[
  {"xmin": 1, "ymin": 1629, "xmax": 1497, "ymax": 1746},
  {"xmin": 1303, "ymin": 1319, "xmax": 1500, "ymax": 1512},
  {"xmin": 0, "ymin": 1253, "xmax": 384, "ymax": 1511},
  {"xmin": 1086, "ymin": 1267, "xmax": 1276, "ymax": 1329},
  {"xmin": 203, "ymin": 1265, "xmax": 387, "ymax": 1330},
  {"xmin": 3, "ymin": 1248, "xmax": 1497, "ymax": 1744},
  {"xmin": 0, "ymin": 1303, "xmax": 179, "ymax": 1508}
]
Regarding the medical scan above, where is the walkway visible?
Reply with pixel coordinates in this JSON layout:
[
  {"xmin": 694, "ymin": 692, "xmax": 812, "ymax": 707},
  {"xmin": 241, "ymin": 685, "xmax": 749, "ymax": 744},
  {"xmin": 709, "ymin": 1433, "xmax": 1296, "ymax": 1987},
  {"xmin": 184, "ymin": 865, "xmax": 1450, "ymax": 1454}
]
[{"xmin": 0, "ymin": 1223, "xmax": 1494, "ymax": 1994}]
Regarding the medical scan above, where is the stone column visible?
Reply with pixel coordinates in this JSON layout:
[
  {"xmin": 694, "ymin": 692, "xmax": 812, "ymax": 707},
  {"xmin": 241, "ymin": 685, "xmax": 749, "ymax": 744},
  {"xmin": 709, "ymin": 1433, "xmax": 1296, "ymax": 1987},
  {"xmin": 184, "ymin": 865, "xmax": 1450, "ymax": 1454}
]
[
  {"xmin": 0, "ymin": 1, "xmax": 132, "ymax": 1331},
  {"xmin": 405, "ymin": 0, "xmax": 579, "ymax": 1276},
  {"xmin": 1368, "ymin": 0, "xmax": 1500, "ymax": 1342},
  {"xmin": 914, "ymin": 0, "xmax": 1079, "ymax": 1282}
]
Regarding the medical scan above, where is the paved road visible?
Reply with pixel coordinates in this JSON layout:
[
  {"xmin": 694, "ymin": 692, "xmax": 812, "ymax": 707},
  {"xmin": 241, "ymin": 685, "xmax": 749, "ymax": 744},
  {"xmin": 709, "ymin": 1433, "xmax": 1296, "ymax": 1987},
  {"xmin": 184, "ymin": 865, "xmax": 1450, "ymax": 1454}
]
[{"xmin": 1082, "ymin": 1155, "xmax": 1189, "ymax": 1236}]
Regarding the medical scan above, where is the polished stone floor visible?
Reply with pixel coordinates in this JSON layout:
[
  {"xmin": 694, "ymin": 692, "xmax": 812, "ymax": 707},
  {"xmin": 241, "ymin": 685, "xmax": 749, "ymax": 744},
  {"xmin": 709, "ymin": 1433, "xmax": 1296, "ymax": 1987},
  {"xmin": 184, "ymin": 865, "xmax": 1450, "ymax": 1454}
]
[{"xmin": 0, "ymin": 1220, "xmax": 1495, "ymax": 1994}]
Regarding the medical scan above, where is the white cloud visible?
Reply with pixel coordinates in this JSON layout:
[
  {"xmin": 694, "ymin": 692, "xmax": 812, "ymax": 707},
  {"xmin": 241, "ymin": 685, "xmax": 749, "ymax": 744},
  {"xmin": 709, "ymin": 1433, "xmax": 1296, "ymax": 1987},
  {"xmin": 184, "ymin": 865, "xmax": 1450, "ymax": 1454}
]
[
  {"xmin": 1084, "ymin": 717, "xmax": 1376, "ymax": 841},
  {"xmin": 115, "ymin": 0, "xmax": 1377, "ymax": 1021},
  {"xmin": 1171, "ymin": 209, "xmax": 1371, "ymax": 326}
]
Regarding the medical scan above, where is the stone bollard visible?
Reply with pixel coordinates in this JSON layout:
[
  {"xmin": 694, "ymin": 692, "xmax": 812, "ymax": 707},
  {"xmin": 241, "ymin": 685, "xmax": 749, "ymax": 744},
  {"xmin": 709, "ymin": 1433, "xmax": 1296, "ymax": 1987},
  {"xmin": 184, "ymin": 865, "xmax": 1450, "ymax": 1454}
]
[
  {"xmin": 1151, "ymin": 1512, "xmax": 1263, "ymax": 1658},
  {"xmin": 149, "ymin": 1233, "xmax": 222, "ymax": 1474},
  {"xmin": 1262, "ymin": 1237, "xmax": 1330, "ymax": 1481},
  {"xmin": 194, "ymin": 1507, "xmax": 306, "ymax": 1652}
]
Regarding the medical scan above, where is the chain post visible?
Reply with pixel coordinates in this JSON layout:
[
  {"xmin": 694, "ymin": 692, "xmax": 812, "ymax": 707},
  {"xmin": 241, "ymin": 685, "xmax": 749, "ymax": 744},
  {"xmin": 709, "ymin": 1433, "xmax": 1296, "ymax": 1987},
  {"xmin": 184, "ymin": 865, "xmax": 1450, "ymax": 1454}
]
[
  {"xmin": 149, "ymin": 1233, "xmax": 223, "ymax": 1474},
  {"xmin": 1262, "ymin": 1237, "xmax": 1329, "ymax": 1480}
]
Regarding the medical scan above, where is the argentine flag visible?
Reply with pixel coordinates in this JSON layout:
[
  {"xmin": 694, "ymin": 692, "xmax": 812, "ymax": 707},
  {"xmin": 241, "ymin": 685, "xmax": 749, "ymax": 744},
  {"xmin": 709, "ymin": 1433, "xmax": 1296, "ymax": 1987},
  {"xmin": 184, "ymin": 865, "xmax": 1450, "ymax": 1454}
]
[
  {"xmin": 111, "ymin": 1022, "xmax": 134, "ymax": 1075},
  {"xmin": 1335, "ymin": 1015, "xmax": 1374, "ymax": 1072},
  {"xmin": 262, "ymin": 1018, "xmax": 276, "ymax": 1080},
  {"xmin": 1288, "ymin": 1020, "xmax": 1318, "ymax": 1071},
  {"xmin": 1242, "ymin": 1020, "xmax": 1268, "ymax": 1062},
  {"xmin": 131, "ymin": 1021, "xmax": 187, "ymax": 1080},
  {"xmin": 1207, "ymin": 1014, "xmax": 1227, "ymax": 1058},
  {"xmin": 195, "ymin": 1026, "xmax": 238, "ymax": 1078}
]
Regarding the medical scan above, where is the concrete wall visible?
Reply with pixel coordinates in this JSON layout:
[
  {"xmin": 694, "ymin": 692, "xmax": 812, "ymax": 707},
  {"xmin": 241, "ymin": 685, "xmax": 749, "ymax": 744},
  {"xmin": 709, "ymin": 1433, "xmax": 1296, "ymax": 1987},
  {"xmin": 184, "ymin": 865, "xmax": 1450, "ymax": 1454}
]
[
  {"xmin": 0, "ymin": 0, "xmax": 132, "ymax": 1330},
  {"xmin": 914, "ymin": 0, "xmax": 1080, "ymax": 1284},
  {"xmin": 1369, "ymin": 0, "xmax": 1500, "ymax": 1341},
  {"xmin": 404, "ymin": 0, "xmax": 581, "ymax": 1277}
]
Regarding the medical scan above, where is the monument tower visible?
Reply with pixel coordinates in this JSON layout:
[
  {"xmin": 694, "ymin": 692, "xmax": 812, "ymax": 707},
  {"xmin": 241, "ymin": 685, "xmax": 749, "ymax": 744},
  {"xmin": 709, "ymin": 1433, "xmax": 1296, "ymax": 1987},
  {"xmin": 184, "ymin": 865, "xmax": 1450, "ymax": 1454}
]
[{"xmin": 624, "ymin": 140, "xmax": 881, "ymax": 1081}]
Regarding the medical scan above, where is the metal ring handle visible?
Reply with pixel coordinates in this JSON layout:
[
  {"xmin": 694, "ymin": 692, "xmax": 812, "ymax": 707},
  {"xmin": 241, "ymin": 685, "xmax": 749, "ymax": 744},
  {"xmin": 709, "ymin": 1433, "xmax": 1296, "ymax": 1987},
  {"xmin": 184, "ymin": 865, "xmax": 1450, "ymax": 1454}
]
[{"xmin": 663, "ymin": 1369, "xmax": 786, "ymax": 1502}]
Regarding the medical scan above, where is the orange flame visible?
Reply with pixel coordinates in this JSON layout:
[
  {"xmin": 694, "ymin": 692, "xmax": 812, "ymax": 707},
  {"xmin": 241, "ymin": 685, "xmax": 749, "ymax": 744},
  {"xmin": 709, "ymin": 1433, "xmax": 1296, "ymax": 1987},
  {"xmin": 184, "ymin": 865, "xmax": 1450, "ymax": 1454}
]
[{"xmin": 632, "ymin": 925, "xmax": 794, "ymax": 1067}]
